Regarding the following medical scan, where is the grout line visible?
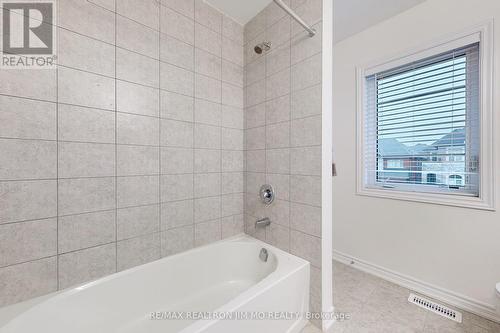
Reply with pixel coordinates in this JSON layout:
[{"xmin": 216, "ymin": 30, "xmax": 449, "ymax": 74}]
[
  {"xmin": 55, "ymin": 18, "xmax": 60, "ymax": 290},
  {"xmin": 262, "ymin": 20, "xmax": 269, "ymax": 245},
  {"xmin": 219, "ymin": 14, "xmax": 223, "ymax": 241},
  {"xmin": 288, "ymin": 14, "xmax": 293, "ymax": 254},
  {"xmin": 0, "ymin": 196, "xmax": 249, "ymax": 228},
  {"xmin": 114, "ymin": 1, "xmax": 118, "ymax": 273},
  {"xmin": 0, "ymin": 169, "xmax": 320, "ymax": 184},
  {"xmin": 57, "ymin": 51, "xmax": 243, "ymax": 93},
  {"xmin": 192, "ymin": 17, "xmax": 196, "ymax": 248},
  {"xmin": 158, "ymin": 3, "xmax": 163, "ymax": 256}
]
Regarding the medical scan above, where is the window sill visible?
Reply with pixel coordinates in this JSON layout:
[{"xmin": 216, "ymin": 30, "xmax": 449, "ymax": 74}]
[{"xmin": 357, "ymin": 186, "xmax": 495, "ymax": 211}]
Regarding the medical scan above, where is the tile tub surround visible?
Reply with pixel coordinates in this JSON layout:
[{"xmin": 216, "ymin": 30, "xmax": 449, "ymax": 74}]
[
  {"xmin": 0, "ymin": 0, "xmax": 244, "ymax": 307},
  {"xmin": 243, "ymin": 0, "xmax": 324, "ymax": 327}
]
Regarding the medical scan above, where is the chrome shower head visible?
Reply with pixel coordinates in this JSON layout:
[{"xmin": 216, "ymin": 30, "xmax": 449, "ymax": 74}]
[{"xmin": 254, "ymin": 42, "xmax": 272, "ymax": 54}]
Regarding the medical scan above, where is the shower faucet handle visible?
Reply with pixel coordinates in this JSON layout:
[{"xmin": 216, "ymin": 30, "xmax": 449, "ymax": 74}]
[{"xmin": 259, "ymin": 184, "xmax": 275, "ymax": 205}]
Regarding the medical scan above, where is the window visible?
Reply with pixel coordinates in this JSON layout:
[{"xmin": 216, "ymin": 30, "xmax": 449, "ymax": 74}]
[
  {"xmin": 357, "ymin": 26, "xmax": 494, "ymax": 209},
  {"xmin": 386, "ymin": 159, "xmax": 404, "ymax": 169}
]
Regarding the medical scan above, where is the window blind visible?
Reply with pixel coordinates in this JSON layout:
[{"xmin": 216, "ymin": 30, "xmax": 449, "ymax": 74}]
[{"xmin": 364, "ymin": 43, "xmax": 480, "ymax": 196}]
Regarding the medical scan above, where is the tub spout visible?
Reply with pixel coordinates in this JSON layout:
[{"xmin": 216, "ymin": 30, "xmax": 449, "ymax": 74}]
[{"xmin": 255, "ymin": 217, "xmax": 271, "ymax": 228}]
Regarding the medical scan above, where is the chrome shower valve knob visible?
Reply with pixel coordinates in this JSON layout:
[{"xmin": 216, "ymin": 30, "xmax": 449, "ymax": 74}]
[{"xmin": 259, "ymin": 184, "xmax": 275, "ymax": 205}]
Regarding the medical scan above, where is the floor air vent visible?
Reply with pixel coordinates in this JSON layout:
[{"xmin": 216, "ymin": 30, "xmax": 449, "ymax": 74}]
[{"xmin": 408, "ymin": 293, "xmax": 462, "ymax": 323}]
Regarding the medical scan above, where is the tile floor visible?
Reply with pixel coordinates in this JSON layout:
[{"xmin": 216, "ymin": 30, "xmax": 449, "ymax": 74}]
[{"xmin": 301, "ymin": 260, "xmax": 500, "ymax": 333}]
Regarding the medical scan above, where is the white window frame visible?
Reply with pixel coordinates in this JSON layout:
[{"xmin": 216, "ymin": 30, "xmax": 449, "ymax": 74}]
[{"xmin": 356, "ymin": 21, "xmax": 494, "ymax": 210}]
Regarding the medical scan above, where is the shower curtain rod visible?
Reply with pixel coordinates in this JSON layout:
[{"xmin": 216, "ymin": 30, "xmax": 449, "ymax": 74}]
[{"xmin": 273, "ymin": 0, "xmax": 316, "ymax": 37}]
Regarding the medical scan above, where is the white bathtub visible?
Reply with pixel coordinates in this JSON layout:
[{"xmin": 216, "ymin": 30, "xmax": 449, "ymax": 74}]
[{"xmin": 0, "ymin": 234, "xmax": 310, "ymax": 333}]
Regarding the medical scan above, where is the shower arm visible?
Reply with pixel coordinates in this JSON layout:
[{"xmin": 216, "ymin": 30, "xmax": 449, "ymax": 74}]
[{"xmin": 272, "ymin": 0, "xmax": 316, "ymax": 37}]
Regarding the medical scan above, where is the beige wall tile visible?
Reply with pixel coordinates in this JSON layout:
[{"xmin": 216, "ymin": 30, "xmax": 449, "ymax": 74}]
[
  {"xmin": 160, "ymin": 34, "xmax": 194, "ymax": 70},
  {"xmin": 290, "ymin": 230, "xmax": 321, "ymax": 267},
  {"xmin": 58, "ymin": 28, "xmax": 115, "ymax": 77},
  {"xmin": 117, "ymin": 113, "xmax": 159, "ymax": 146},
  {"xmin": 161, "ymin": 225, "xmax": 194, "ymax": 256},
  {"xmin": 291, "ymin": 52, "xmax": 321, "ymax": 91},
  {"xmin": 161, "ymin": 147, "xmax": 194, "ymax": 174},
  {"xmin": 194, "ymin": 124, "xmax": 221, "ymax": 149},
  {"xmin": 195, "ymin": 99, "xmax": 221, "ymax": 126},
  {"xmin": 291, "ymin": 115, "xmax": 321, "ymax": 147},
  {"xmin": 195, "ymin": 219, "xmax": 221, "ymax": 246},
  {"xmin": 160, "ymin": 6, "xmax": 194, "ymax": 44},
  {"xmin": 0, "ymin": 218, "xmax": 57, "ymax": 267},
  {"xmin": 290, "ymin": 146, "xmax": 321, "ymax": 176},
  {"xmin": 117, "ymin": 233, "xmax": 160, "ymax": 271},
  {"xmin": 161, "ymin": 200, "xmax": 193, "ymax": 230},
  {"xmin": 0, "ymin": 96, "xmax": 56, "ymax": 141},
  {"xmin": 161, "ymin": 91, "xmax": 194, "ymax": 122},
  {"xmin": 290, "ymin": 175, "xmax": 321, "ymax": 207},
  {"xmin": 194, "ymin": 197, "xmax": 221, "ymax": 223},
  {"xmin": 195, "ymin": 23, "xmax": 221, "ymax": 57},
  {"xmin": 58, "ymin": 142, "xmax": 115, "ymax": 178},
  {"xmin": 195, "ymin": 48, "xmax": 221, "ymax": 80},
  {"xmin": 116, "ymin": 48, "xmax": 160, "ymax": 88},
  {"xmin": 291, "ymin": 84, "xmax": 321, "ymax": 119},
  {"xmin": 116, "ymin": 0, "xmax": 159, "ymax": 30},
  {"xmin": 194, "ymin": 173, "xmax": 221, "ymax": 198},
  {"xmin": 194, "ymin": 149, "xmax": 221, "ymax": 173},
  {"xmin": 222, "ymin": 83, "xmax": 244, "ymax": 108},
  {"xmin": 117, "ymin": 145, "xmax": 160, "ymax": 176},
  {"xmin": 58, "ymin": 67, "xmax": 115, "ymax": 110},
  {"xmin": 0, "ymin": 180, "xmax": 57, "ymax": 224},
  {"xmin": 116, "ymin": 16, "xmax": 159, "ymax": 59},
  {"xmin": 290, "ymin": 202, "xmax": 321, "ymax": 237},
  {"xmin": 117, "ymin": 175, "xmax": 160, "ymax": 208},
  {"xmin": 117, "ymin": 205, "xmax": 159, "ymax": 240},
  {"xmin": 222, "ymin": 16, "xmax": 243, "ymax": 45},
  {"xmin": 222, "ymin": 106, "xmax": 244, "ymax": 130},
  {"xmin": 0, "ymin": 69, "xmax": 56, "ymax": 102},
  {"xmin": 59, "ymin": 211, "xmax": 116, "ymax": 253},
  {"xmin": 160, "ymin": 62, "xmax": 194, "ymax": 95},
  {"xmin": 58, "ymin": 105, "xmax": 115, "ymax": 144},
  {"xmin": 161, "ymin": 0, "xmax": 194, "ymax": 19},
  {"xmin": 222, "ymin": 150, "xmax": 244, "ymax": 172},
  {"xmin": 221, "ymin": 214, "xmax": 244, "ymax": 238},
  {"xmin": 195, "ymin": 74, "xmax": 221, "ymax": 103},
  {"xmin": 117, "ymin": 81, "xmax": 160, "ymax": 118},
  {"xmin": 160, "ymin": 119, "xmax": 193, "ymax": 148},
  {"xmin": 0, "ymin": 257, "xmax": 57, "ymax": 307},
  {"xmin": 58, "ymin": 243, "xmax": 116, "ymax": 289},
  {"xmin": 195, "ymin": 0, "xmax": 222, "ymax": 33},
  {"xmin": 0, "ymin": 139, "xmax": 56, "ymax": 180},
  {"xmin": 58, "ymin": 177, "xmax": 115, "ymax": 215},
  {"xmin": 161, "ymin": 174, "xmax": 194, "ymax": 201},
  {"xmin": 59, "ymin": 0, "xmax": 115, "ymax": 44},
  {"xmin": 266, "ymin": 94, "xmax": 291, "ymax": 124}
]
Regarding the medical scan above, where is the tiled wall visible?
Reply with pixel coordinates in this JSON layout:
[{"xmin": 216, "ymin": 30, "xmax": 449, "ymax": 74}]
[
  {"xmin": 0, "ymin": 0, "xmax": 244, "ymax": 307},
  {"xmin": 242, "ymin": 0, "xmax": 323, "ymax": 325}
]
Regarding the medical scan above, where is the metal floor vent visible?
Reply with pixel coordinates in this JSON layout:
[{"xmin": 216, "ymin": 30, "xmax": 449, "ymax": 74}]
[{"xmin": 408, "ymin": 293, "xmax": 462, "ymax": 323}]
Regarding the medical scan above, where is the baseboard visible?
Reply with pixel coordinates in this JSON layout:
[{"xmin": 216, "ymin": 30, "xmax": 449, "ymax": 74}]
[{"xmin": 333, "ymin": 250, "xmax": 500, "ymax": 324}]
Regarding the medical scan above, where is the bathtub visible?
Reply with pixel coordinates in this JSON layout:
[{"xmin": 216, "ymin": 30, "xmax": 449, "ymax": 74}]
[{"xmin": 0, "ymin": 234, "xmax": 310, "ymax": 333}]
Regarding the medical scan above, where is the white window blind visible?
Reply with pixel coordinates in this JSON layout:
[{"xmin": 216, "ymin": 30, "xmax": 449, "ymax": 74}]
[{"xmin": 364, "ymin": 43, "xmax": 480, "ymax": 196}]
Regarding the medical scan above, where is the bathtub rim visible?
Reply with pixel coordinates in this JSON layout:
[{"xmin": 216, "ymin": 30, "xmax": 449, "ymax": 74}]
[{"xmin": 0, "ymin": 234, "xmax": 310, "ymax": 331}]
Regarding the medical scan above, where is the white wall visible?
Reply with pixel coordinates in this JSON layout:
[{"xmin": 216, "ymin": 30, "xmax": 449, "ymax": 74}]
[{"xmin": 333, "ymin": 0, "xmax": 500, "ymax": 321}]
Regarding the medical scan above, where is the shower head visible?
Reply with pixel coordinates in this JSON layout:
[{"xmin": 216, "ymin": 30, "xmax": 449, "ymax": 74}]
[{"xmin": 254, "ymin": 42, "xmax": 272, "ymax": 54}]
